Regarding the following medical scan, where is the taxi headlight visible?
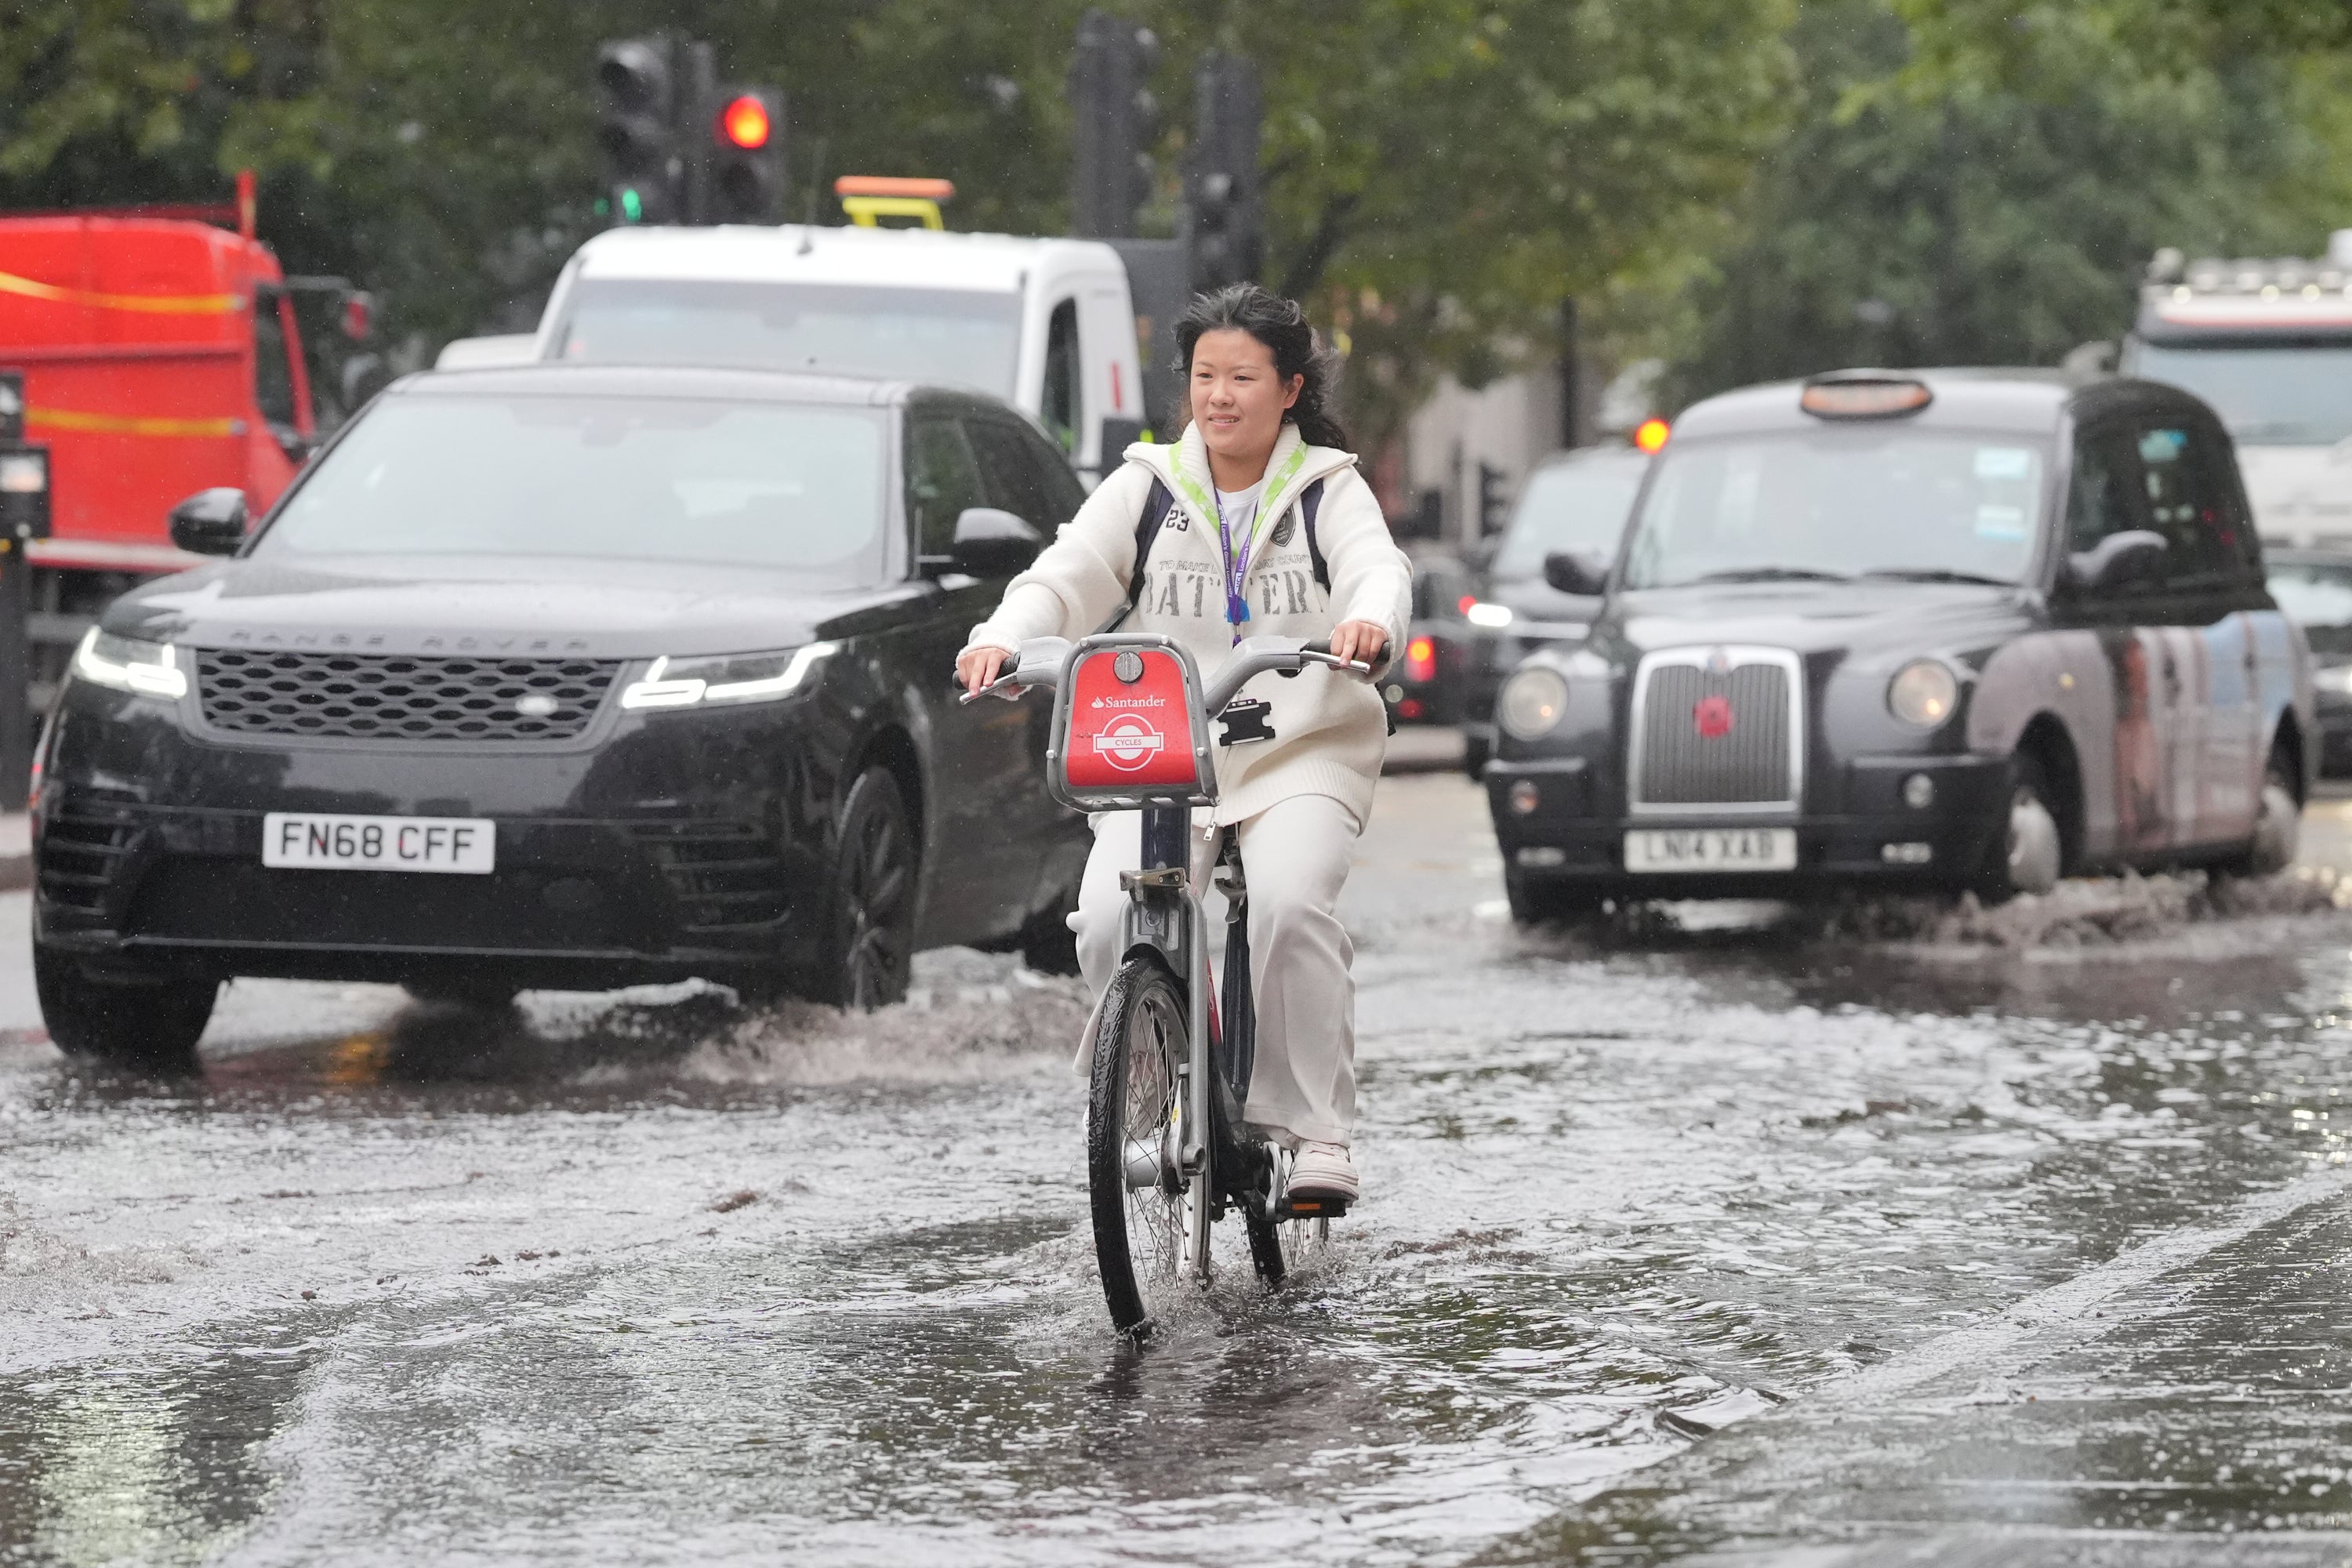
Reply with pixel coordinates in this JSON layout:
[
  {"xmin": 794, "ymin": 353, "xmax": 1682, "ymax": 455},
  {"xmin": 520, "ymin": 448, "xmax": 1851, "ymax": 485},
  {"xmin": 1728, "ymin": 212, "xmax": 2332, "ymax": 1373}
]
[
  {"xmin": 71, "ymin": 628, "xmax": 187, "ymax": 699},
  {"xmin": 1888, "ymin": 659, "xmax": 1959, "ymax": 727},
  {"xmin": 1465, "ymin": 601, "xmax": 1515, "ymax": 629},
  {"xmin": 620, "ymin": 642, "xmax": 839, "ymax": 710},
  {"xmin": 1499, "ymin": 666, "xmax": 1571, "ymax": 739}
]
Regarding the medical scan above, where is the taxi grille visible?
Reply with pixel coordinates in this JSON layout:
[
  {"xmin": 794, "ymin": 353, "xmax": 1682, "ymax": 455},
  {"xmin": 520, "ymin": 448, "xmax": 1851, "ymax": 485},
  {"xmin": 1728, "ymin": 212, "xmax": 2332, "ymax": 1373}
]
[
  {"xmin": 195, "ymin": 649, "xmax": 620, "ymax": 742},
  {"xmin": 1634, "ymin": 658, "xmax": 1795, "ymax": 808}
]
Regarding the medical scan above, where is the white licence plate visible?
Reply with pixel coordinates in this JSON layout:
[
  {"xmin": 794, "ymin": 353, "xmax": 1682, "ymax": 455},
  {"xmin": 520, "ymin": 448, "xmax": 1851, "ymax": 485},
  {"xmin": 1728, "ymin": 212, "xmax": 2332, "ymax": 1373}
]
[
  {"xmin": 262, "ymin": 813, "xmax": 495, "ymax": 874},
  {"xmin": 1624, "ymin": 826, "xmax": 1796, "ymax": 873}
]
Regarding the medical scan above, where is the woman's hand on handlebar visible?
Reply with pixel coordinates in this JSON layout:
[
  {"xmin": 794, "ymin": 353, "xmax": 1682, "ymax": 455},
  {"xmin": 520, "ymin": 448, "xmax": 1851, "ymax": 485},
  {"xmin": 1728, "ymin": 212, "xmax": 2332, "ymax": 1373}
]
[
  {"xmin": 1327, "ymin": 620, "xmax": 1388, "ymax": 673},
  {"xmin": 956, "ymin": 644, "xmax": 1010, "ymax": 697}
]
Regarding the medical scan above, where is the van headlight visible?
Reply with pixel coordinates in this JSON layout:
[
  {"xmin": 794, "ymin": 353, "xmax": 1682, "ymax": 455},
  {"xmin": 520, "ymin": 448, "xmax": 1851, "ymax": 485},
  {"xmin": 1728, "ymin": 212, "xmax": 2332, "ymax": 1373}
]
[
  {"xmin": 619, "ymin": 643, "xmax": 839, "ymax": 710},
  {"xmin": 1888, "ymin": 659, "xmax": 1959, "ymax": 727},
  {"xmin": 1499, "ymin": 666, "xmax": 1571, "ymax": 739},
  {"xmin": 72, "ymin": 628, "xmax": 188, "ymax": 699}
]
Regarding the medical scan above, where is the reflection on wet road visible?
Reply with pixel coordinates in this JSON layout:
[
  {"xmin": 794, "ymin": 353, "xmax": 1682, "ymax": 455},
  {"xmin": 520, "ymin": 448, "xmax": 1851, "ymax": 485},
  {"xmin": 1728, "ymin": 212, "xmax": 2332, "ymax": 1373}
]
[{"xmin": 7, "ymin": 775, "xmax": 2352, "ymax": 1564}]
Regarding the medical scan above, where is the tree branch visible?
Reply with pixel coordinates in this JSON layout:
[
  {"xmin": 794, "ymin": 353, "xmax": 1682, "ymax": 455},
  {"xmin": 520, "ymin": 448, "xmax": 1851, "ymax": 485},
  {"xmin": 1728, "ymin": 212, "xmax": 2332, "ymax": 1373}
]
[{"xmin": 1277, "ymin": 189, "xmax": 1359, "ymax": 300}]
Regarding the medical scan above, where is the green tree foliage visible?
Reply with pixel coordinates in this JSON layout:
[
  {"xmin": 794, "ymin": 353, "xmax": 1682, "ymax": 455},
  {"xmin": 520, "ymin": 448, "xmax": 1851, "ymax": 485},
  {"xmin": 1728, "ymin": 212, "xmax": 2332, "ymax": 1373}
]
[
  {"xmin": 0, "ymin": 1, "xmax": 1789, "ymax": 453},
  {"xmin": 1666, "ymin": 0, "xmax": 2351, "ymax": 405}
]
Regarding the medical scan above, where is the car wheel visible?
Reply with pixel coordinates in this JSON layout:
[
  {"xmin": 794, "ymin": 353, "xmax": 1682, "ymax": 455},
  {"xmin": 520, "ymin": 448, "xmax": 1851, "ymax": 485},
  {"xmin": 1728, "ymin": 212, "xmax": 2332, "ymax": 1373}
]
[
  {"xmin": 1504, "ymin": 874, "xmax": 1604, "ymax": 926},
  {"xmin": 811, "ymin": 767, "xmax": 917, "ymax": 1011},
  {"xmin": 2220, "ymin": 747, "xmax": 2300, "ymax": 878},
  {"xmin": 1978, "ymin": 753, "xmax": 2063, "ymax": 902},
  {"xmin": 34, "ymin": 944, "xmax": 216, "ymax": 1073},
  {"xmin": 1018, "ymin": 881, "xmax": 1082, "ymax": 977}
]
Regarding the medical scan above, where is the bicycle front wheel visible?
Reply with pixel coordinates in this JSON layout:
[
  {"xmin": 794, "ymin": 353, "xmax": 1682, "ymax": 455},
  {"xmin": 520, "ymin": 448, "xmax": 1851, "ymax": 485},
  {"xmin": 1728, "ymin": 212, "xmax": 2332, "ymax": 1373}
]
[{"xmin": 1087, "ymin": 956, "xmax": 1203, "ymax": 1334}]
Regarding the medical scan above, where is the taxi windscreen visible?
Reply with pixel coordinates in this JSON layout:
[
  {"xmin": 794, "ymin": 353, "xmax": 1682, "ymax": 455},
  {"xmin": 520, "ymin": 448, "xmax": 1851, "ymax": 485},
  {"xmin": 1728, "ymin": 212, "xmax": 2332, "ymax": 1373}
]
[
  {"xmin": 260, "ymin": 394, "xmax": 889, "ymax": 578},
  {"xmin": 1623, "ymin": 430, "xmax": 2047, "ymax": 590},
  {"xmin": 552, "ymin": 278, "xmax": 1022, "ymax": 399}
]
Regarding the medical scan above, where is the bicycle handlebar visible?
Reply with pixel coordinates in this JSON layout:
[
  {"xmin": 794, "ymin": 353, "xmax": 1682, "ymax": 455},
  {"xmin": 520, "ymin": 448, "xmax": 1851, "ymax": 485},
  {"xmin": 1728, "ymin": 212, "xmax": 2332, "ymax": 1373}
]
[{"xmin": 958, "ymin": 634, "xmax": 1372, "ymax": 711}]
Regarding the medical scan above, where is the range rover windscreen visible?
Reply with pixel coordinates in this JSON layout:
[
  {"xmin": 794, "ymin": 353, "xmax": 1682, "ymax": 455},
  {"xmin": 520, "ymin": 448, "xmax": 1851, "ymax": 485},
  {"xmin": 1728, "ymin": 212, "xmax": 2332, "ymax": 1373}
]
[
  {"xmin": 261, "ymin": 394, "xmax": 890, "ymax": 579},
  {"xmin": 1622, "ymin": 430, "xmax": 2049, "ymax": 590}
]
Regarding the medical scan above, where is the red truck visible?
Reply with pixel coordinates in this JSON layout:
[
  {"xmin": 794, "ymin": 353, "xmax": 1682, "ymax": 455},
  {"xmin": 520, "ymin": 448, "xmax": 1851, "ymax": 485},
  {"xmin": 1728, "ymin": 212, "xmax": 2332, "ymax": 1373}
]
[{"xmin": 0, "ymin": 181, "xmax": 358, "ymax": 699}]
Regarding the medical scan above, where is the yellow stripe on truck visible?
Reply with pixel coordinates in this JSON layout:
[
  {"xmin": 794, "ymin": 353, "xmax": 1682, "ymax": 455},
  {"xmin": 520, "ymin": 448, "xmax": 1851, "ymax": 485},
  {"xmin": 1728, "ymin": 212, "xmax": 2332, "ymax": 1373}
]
[
  {"xmin": 0, "ymin": 268, "xmax": 242, "ymax": 315},
  {"xmin": 26, "ymin": 406, "xmax": 244, "ymax": 438}
]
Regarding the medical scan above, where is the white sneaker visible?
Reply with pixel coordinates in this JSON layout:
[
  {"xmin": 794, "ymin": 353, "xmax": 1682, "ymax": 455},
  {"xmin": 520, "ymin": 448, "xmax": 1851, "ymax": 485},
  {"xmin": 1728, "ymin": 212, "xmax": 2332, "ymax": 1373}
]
[{"xmin": 1287, "ymin": 1141, "xmax": 1359, "ymax": 1205}]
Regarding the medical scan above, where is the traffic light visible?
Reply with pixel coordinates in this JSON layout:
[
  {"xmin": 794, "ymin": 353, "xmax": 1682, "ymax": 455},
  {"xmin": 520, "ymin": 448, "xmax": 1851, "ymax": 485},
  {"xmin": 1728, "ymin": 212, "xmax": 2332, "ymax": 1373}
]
[
  {"xmin": 1070, "ymin": 11, "xmax": 1160, "ymax": 239},
  {"xmin": 1186, "ymin": 53, "xmax": 1263, "ymax": 290},
  {"xmin": 707, "ymin": 87, "xmax": 786, "ymax": 223},
  {"xmin": 1478, "ymin": 462, "xmax": 1508, "ymax": 535},
  {"xmin": 596, "ymin": 37, "xmax": 680, "ymax": 224}
]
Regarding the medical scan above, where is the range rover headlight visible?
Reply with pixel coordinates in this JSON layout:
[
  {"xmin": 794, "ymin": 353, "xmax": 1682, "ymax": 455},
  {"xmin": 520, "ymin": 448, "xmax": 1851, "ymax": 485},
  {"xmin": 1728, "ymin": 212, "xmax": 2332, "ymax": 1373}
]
[
  {"xmin": 1499, "ymin": 666, "xmax": 1570, "ymax": 739},
  {"xmin": 620, "ymin": 643, "xmax": 839, "ymax": 710},
  {"xmin": 1888, "ymin": 659, "xmax": 1959, "ymax": 727},
  {"xmin": 71, "ymin": 628, "xmax": 187, "ymax": 699}
]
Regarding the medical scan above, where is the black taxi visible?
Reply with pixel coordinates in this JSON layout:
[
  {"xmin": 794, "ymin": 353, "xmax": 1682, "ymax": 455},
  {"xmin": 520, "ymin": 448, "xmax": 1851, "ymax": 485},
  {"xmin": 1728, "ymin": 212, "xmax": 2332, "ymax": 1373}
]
[{"xmin": 1484, "ymin": 368, "xmax": 2313, "ymax": 920}]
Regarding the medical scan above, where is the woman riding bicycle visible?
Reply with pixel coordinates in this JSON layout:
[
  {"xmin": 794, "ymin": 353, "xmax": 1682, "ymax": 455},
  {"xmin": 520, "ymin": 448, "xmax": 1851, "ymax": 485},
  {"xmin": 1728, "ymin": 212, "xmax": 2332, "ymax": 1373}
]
[{"xmin": 957, "ymin": 284, "xmax": 1411, "ymax": 1207}]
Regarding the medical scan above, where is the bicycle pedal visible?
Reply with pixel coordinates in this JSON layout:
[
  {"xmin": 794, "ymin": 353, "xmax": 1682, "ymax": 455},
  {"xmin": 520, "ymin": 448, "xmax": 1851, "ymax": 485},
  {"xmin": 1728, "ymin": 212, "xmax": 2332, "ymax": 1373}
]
[{"xmin": 1279, "ymin": 1195, "xmax": 1349, "ymax": 1221}]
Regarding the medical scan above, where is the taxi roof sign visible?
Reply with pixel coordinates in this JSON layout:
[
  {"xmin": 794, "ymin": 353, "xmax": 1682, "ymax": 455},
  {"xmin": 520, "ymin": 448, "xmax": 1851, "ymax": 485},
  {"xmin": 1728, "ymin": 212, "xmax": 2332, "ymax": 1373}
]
[{"xmin": 1799, "ymin": 372, "xmax": 1933, "ymax": 420}]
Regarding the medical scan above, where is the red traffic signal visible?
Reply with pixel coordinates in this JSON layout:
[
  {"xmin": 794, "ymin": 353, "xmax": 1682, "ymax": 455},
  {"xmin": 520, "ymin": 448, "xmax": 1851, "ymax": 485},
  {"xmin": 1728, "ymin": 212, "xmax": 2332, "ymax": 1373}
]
[{"xmin": 718, "ymin": 93, "xmax": 771, "ymax": 151}]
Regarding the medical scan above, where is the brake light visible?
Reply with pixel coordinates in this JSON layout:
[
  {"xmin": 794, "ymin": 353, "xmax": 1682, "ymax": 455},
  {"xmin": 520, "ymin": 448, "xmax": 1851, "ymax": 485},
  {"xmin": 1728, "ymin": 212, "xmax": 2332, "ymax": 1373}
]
[
  {"xmin": 1405, "ymin": 636, "xmax": 1437, "ymax": 681},
  {"xmin": 1457, "ymin": 594, "xmax": 1478, "ymax": 615},
  {"xmin": 1633, "ymin": 417, "xmax": 1671, "ymax": 454}
]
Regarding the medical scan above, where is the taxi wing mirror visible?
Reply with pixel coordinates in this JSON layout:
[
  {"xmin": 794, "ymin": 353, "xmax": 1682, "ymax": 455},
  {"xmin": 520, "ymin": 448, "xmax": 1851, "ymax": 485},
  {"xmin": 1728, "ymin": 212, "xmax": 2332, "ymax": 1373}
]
[
  {"xmin": 946, "ymin": 506, "xmax": 1042, "ymax": 578},
  {"xmin": 2065, "ymin": 529, "xmax": 2167, "ymax": 593},
  {"xmin": 169, "ymin": 487, "xmax": 249, "ymax": 556},
  {"xmin": 1542, "ymin": 550, "xmax": 1610, "ymax": 597}
]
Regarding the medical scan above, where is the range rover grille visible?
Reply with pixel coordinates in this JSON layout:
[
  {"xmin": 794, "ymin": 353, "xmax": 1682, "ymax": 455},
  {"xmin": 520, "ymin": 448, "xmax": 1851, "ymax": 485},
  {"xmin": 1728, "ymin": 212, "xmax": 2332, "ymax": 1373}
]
[
  {"xmin": 195, "ymin": 649, "xmax": 620, "ymax": 742},
  {"xmin": 1634, "ymin": 657, "xmax": 1796, "ymax": 808}
]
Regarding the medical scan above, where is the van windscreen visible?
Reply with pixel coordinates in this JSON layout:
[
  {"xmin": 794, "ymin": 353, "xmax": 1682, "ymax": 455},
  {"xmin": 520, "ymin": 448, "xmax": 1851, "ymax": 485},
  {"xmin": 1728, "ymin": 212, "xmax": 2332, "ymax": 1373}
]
[{"xmin": 554, "ymin": 278, "xmax": 1022, "ymax": 397}]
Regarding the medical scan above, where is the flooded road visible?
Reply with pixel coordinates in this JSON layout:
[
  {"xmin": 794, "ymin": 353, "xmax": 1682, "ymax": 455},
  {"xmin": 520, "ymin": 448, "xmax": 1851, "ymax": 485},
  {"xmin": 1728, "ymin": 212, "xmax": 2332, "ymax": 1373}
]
[{"xmin": 8, "ymin": 775, "xmax": 2352, "ymax": 1565}]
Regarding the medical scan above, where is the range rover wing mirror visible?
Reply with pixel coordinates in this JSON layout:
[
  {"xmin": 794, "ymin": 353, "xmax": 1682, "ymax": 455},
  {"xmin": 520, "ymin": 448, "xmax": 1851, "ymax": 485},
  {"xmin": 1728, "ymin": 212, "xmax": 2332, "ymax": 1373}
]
[
  {"xmin": 2064, "ymin": 529, "xmax": 2167, "ymax": 593},
  {"xmin": 168, "ymin": 487, "xmax": 249, "ymax": 556},
  {"xmin": 946, "ymin": 506, "xmax": 1043, "ymax": 579},
  {"xmin": 1542, "ymin": 550, "xmax": 1610, "ymax": 597}
]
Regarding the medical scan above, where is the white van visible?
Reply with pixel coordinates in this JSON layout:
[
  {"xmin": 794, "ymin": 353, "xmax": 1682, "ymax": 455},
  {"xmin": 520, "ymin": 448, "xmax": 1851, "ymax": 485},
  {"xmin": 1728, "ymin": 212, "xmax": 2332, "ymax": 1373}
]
[{"xmin": 445, "ymin": 225, "xmax": 1151, "ymax": 484}]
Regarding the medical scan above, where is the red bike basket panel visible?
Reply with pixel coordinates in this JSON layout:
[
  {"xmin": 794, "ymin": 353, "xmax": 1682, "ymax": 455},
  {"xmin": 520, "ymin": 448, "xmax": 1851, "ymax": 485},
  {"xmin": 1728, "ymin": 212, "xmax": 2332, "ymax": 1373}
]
[{"xmin": 1063, "ymin": 648, "xmax": 1202, "ymax": 793}]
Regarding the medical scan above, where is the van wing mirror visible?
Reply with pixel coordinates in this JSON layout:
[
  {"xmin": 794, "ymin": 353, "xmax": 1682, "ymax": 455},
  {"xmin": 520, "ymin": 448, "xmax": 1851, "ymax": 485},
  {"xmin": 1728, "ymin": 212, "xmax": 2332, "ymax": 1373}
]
[
  {"xmin": 947, "ymin": 506, "xmax": 1043, "ymax": 578},
  {"xmin": 1542, "ymin": 550, "xmax": 1610, "ymax": 597},
  {"xmin": 169, "ymin": 487, "xmax": 249, "ymax": 556},
  {"xmin": 1098, "ymin": 417, "xmax": 1146, "ymax": 463},
  {"xmin": 2064, "ymin": 529, "xmax": 2167, "ymax": 593}
]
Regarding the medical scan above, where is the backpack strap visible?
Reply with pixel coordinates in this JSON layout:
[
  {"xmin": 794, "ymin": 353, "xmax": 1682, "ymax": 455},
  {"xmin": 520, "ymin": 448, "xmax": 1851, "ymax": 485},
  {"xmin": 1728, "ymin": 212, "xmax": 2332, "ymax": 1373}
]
[
  {"xmin": 1094, "ymin": 477, "xmax": 1173, "ymax": 635},
  {"xmin": 1301, "ymin": 477, "xmax": 1330, "ymax": 593}
]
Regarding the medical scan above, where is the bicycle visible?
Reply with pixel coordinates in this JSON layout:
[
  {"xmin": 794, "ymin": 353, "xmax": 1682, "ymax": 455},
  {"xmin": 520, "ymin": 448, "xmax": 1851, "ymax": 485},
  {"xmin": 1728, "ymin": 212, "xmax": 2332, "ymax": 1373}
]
[{"xmin": 966, "ymin": 631, "xmax": 1370, "ymax": 1334}]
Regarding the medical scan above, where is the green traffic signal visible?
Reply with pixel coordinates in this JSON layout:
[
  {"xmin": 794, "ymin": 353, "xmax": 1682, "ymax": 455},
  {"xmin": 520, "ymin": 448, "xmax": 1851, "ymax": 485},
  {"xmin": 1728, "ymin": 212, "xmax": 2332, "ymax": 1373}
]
[{"xmin": 619, "ymin": 187, "xmax": 644, "ymax": 223}]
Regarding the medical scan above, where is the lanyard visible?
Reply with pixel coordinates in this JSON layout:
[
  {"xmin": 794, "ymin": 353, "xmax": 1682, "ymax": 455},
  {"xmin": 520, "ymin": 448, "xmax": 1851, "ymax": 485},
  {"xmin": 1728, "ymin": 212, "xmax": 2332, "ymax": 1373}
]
[{"xmin": 1213, "ymin": 487, "xmax": 1256, "ymax": 643}]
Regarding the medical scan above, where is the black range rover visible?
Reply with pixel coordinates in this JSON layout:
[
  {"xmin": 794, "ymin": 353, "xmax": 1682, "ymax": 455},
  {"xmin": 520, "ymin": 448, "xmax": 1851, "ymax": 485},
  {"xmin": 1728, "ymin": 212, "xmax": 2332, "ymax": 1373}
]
[
  {"xmin": 1485, "ymin": 368, "xmax": 2313, "ymax": 920},
  {"xmin": 33, "ymin": 365, "xmax": 1093, "ymax": 1066}
]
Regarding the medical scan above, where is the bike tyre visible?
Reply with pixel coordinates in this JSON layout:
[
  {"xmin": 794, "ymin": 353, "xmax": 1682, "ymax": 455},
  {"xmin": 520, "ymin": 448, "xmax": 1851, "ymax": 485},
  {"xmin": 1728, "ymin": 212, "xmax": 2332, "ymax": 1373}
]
[{"xmin": 1087, "ymin": 956, "xmax": 1196, "ymax": 1335}]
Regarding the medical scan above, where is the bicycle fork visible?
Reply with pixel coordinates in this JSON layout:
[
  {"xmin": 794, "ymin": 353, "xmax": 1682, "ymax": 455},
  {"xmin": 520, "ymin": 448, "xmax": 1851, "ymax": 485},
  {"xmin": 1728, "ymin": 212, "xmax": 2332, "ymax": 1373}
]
[{"xmin": 1117, "ymin": 804, "xmax": 1216, "ymax": 1199}]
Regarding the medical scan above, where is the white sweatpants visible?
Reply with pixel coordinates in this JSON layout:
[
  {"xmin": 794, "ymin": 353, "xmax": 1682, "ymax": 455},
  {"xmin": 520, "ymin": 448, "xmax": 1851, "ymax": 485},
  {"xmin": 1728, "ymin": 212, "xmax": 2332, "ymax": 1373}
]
[{"xmin": 1074, "ymin": 794, "xmax": 1362, "ymax": 1147}]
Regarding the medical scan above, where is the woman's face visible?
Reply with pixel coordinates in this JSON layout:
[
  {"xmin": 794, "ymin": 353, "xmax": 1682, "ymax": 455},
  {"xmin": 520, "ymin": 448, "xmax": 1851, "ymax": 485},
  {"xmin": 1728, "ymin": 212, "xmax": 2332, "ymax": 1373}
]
[{"xmin": 1189, "ymin": 328, "xmax": 1303, "ymax": 463}]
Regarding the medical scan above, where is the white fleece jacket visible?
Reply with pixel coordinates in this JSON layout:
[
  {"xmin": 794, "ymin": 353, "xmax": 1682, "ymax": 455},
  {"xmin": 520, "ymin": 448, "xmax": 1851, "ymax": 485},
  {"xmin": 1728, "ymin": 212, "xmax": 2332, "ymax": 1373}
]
[{"xmin": 964, "ymin": 422, "xmax": 1414, "ymax": 826}]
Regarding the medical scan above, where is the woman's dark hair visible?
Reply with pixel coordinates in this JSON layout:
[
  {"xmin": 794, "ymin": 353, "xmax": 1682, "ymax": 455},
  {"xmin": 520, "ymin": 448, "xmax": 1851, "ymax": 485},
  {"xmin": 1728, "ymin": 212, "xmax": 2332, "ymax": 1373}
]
[{"xmin": 1174, "ymin": 283, "xmax": 1352, "ymax": 452}]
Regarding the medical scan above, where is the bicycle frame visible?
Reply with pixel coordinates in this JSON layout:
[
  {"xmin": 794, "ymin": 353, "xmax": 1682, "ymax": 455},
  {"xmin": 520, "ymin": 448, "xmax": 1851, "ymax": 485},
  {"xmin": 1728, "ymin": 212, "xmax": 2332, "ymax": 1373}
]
[{"xmin": 968, "ymin": 630, "xmax": 1368, "ymax": 1258}]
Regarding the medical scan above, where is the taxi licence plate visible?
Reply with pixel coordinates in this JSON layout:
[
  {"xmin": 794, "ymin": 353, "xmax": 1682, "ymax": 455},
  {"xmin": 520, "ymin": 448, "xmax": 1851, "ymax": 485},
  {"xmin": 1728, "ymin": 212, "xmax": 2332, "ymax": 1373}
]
[
  {"xmin": 262, "ymin": 813, "xmax": 495, "ymax": 874},
  {"xmin": 1624, "ymin": 827, "xmax": 1796, "ymax": 873}
]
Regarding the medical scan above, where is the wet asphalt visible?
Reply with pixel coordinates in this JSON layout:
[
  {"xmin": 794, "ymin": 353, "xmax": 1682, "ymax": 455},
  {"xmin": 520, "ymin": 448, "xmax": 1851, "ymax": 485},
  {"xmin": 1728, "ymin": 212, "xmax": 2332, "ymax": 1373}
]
[{"xmin": 7, "ymin": 757, "xmax": 2352, "ymax": 1565}]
